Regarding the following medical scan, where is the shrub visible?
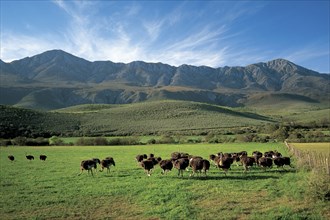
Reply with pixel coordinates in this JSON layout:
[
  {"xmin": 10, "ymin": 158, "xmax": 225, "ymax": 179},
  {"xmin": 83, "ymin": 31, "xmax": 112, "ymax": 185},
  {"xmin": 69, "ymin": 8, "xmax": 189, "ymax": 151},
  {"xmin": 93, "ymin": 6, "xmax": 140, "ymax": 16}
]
[
  {"xmin": 94, "ymin": 137, "xmax": 108, "ymax": 145},
  {"xmin": 261, "ymin": 123, "xmax": 279, "ymax": 133},
  {"xmin": 205, "ymin": 133, "xmax": 216, "ymax": 142},
  {"xmin": 49, "ymin": 136, "xmax": 65, "ymax": 146},
  {"xmin": 108, "ymin": 138, "xmax": 122, "ymax": 145},
  {"xmin": 157, "ymin": 135, "xmax": 176, "ymax": 144},
  {"xmin": 120, "ymin": 137, "xmax": 140, "ymax": 145},
  {"xmin": 108, "ymin": 137, "xmax": 140, "ymax": 145},
  {"xmin": 186, "ymin": 138, "xmax": 202, "ymax": 143},
  {"xmin": 75, "ymin": 137, "xmax": 95, "ymax": 146},
  {"xmin": 207, "ymin": 136, "xmax": 221, "ymax": 143},
  {"xmin": 221, "ymin": 136, "xmax": 236, "ymax": 143},
  {"xmin": 271, "ymin": 126, "xmax": 289, "ymax": 141},
  {"xmin": 76, "ymin": 137, "xmax": 110, "ymax": 146},
  {"xmin": 12, "ymin": 137, "xmax": 27, "ymax": 146},
  {"xmin": 0, "ymin": 139, "xmax": 12, "ymax": 146},
  {"xmin": 147, "ymin": 138, "xmax": 157, "ymax": 144},
  {"xmin": 236, "ymin": 134, "xmax": 254, "ymax": 142},
  {"xmin": 26, "ymin": 137, "xmax": 49, "ymax": 146}
]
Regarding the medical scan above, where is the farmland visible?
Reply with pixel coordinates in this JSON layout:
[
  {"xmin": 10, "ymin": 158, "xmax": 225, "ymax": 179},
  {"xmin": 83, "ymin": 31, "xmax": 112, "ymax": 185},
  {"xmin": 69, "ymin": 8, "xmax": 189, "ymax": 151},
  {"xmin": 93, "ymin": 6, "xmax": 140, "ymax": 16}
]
[
  {"xmin": 1, "ymin": 143, "xmax": 329, "ymax": 219},
  {"xmin": 291, "ymin": 143, "xmax": 330, "ymax": 154}
]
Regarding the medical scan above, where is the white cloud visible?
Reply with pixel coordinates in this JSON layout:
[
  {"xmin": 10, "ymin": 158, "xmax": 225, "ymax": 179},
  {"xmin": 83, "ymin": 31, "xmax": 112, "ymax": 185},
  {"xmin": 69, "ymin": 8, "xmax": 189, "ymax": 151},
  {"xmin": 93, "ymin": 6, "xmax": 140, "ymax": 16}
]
[
  {"xmin": 125, "ymin": 3, "xmax": 141, "ymax": 17},
  {"xmin": 0, "ymin": 1, "xmax": 265, "ymax": 66},
  {"xmin": 2, "ymin": 1, "xmax": 327, "ymax": 72},
  {"xmin": 143, "ymin": 20, "xmax": 164, "ymax": 42},
  {"xmin": 0, "ymin": 32, "xmax": 58, "ymax": 61}
]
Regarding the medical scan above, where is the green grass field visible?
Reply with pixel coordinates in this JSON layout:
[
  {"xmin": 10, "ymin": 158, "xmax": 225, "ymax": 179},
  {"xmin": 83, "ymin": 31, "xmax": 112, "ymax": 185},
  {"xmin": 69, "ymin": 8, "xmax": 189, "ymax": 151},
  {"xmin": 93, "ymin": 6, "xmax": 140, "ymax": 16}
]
[{"xmin": 1, "ymin": 143, "xmax": 329, "ymax": 219}]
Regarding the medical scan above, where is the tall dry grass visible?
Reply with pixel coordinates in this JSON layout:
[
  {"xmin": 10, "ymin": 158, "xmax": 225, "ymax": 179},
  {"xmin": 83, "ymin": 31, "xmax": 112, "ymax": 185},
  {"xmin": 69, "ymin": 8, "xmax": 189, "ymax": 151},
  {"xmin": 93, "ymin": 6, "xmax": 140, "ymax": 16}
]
[
  {"xmin": 285, "ymin": 141, "xmax": 329, "ymax": 201},
  {"xmin": 285, "ymin": 141, "xmax": 329, "ymax": 175}
]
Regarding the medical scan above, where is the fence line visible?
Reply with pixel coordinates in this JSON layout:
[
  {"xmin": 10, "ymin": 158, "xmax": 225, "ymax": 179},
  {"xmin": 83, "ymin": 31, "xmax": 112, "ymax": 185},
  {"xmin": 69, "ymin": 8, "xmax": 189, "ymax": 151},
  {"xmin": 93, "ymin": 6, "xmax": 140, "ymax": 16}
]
[{"xmin": 284, "ymin": 141, "xmax": 330, "ymax": 175}]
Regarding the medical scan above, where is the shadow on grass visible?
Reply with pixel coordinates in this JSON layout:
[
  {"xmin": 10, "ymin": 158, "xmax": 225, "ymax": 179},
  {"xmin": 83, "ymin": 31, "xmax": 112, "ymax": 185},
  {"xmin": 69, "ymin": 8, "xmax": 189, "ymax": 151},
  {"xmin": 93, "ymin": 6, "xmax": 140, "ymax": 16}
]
[
  {"xmin": 261, "ymin": 168, "xmax": 297, "ymax": 174},
  {"xmin": 226, "ymin": 168, "xmax": 297, "ymax": 174},
  {"xmin": 79, "ymin": 167, "xmax": 297, "ymax": 179},
  {"xmin": 162, "ymin": 168, "xmax": 297, "ymax": 181},
  {"xmin": 173, "ymin": 174, "xmax": 280, "ymax": 181}
]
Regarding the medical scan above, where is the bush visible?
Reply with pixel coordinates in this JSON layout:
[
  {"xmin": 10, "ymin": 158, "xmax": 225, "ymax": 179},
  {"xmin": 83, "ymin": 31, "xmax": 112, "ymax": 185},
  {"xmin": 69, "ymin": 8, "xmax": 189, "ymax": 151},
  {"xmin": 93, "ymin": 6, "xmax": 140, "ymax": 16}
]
[
  {"xmin": 108, "ymin": 137, "xmax": 140, "ymax": 145},
  {"xmin": 11, "ymin": 137, "xmax": 49, "ymax": 146},
  {"xmin": 0, "ymin": 139, "xmax": 12, "ymax": 146},
  {"xmin": 12, "ymin": 137, "xmax": 27, "ymax": 146},
  {"xmin": 76, "ymin": 137, "xmax": 95, "ymax": 146},
  {"xmin": 76, "ymin": 137, "xmax": 110, "ymax": 146},
  {"xmin": 207, "ymin": 136, "xmax": 221, "ymax": 143},
  {"xmin": 25, "ymin": 137, "xmax": 49, "ymax": 146},
  {"xmin": 157, "ymin": 135, "xmax": 176, "ymax": 144},
  {"xmin": 49, "ymin": 136, "xmax": 65, "ymax": 146},
  {"xmin": 94, "ymin": 137, "xmax": 108, "ymax": 145},
  {"xmin": 221, "ymin": 136, "xmax": 236, "ymax": 143},
  {"xmin": 147, "ymin": 138, "xmax": 157, "ymax": 144},
  {"xmin": 205, "ymin": 133, "xmax": 216, "ymax": 142},
  {"xmin": 186, "ymin": 138, "xmax": 202, "ymax": 143},
  {"xmin": 271, "ymin": 126, "xmax": 289, "ymax": 141},
  {"xmin": 236, "ymin": 134, "xmax": 254, "ymax": 142}
]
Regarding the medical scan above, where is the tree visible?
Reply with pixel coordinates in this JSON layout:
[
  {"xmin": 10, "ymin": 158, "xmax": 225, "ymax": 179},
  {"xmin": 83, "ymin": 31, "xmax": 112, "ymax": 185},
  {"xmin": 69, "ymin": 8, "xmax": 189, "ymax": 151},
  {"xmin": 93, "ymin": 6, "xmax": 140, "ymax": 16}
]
[
  {"xmin": 49, "ymin": 136, "xmax": 64, "ymax": 146},
  {"xmin": 271, "ymin": 126, "xmax": 289, "ymax": 141}
]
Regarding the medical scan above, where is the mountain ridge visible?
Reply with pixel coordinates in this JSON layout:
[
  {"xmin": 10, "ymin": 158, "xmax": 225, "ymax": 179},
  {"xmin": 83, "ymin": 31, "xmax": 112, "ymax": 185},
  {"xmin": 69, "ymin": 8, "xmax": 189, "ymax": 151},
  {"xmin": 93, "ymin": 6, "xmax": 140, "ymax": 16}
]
[{"xmin": 0, "ymin": 49, "xmax": 329, "ymax": 110}]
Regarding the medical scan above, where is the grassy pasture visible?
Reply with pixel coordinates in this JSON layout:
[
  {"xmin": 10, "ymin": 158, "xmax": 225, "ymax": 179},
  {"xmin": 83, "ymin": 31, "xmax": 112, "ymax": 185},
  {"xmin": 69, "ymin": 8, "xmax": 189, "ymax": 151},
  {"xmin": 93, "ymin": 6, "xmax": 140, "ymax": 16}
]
[
  {"xmin": 56, "ymin": 100, "xmax": 273, "ymax": 135},
  {"xmin": 282, "ymin": 108, "xmax": 330, "ymax": 123},
  {"xmin": 1, "ymin": 143, "xmax": 329, "ymax": 219},
  {"xmin": 291, "ymin": 143, "xmax": 330, "ymax": 154}
]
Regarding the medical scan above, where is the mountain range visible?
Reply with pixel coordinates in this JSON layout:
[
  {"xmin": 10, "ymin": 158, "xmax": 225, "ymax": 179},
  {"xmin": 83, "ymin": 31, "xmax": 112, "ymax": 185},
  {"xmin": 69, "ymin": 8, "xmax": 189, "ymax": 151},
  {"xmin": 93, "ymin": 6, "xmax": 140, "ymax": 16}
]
[{"xmin": 0, "ymin": 49, "xmax": 329, "ymax": 110}]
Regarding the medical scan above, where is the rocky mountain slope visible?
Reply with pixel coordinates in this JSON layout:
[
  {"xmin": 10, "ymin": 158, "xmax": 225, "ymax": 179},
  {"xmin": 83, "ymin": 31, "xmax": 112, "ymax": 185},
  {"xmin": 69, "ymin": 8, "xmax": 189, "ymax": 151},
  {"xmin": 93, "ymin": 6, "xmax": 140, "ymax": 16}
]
[{"xmin": 0, "ymin": 50, "xmax": 329, "ymax": 110}]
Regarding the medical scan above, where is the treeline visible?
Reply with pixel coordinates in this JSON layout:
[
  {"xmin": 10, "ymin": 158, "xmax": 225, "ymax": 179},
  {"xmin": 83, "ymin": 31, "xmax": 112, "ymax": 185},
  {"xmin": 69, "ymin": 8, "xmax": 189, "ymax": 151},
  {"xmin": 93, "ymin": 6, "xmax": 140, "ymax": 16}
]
[
  {"xmin": 1, "ymin": 120, "xmax": 329, "ymax": 146},
  {"xmin": 67, "ymin": 136, "xmax": 201, "ymax": 146},
  {"xmin": 75, "ymin": 137, "xmax": 141, "ymax": 146},
  {"xmin": 1, "ymin": 137, "xmax": 50, "ymax": 146},
  {"xmin": 1, "ymin": 125, "xmax": 329, "ymax": 146},
  {"xmin": 1, "ymin": 136, "xmax": 191, "ymax": 147}
]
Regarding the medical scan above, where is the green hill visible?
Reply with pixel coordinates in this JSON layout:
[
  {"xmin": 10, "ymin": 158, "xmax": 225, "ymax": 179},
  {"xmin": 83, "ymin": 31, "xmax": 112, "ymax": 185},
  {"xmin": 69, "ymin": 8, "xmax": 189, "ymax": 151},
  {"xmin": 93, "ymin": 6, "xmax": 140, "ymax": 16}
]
[
  {"xmin": 62, "ymin": 100, "xmax": 273, "ymax": 135},
  {"xmin": 0, "ymin": 105, "xmax": 80, "ymax": 138},
  {"xmin": 1, "ymin": 100, "xmax": 273, "ymax": 138},
  {"xmin": 2, "ymin": 99, "xmax": 329, "ymax": 138},
  {"xmin": 245, "ymin": 93, "xmax": 326, "ymax": 115},
  {"xmin": 282, "ymin": 108, "xmax": 330, "ymax": 124}
]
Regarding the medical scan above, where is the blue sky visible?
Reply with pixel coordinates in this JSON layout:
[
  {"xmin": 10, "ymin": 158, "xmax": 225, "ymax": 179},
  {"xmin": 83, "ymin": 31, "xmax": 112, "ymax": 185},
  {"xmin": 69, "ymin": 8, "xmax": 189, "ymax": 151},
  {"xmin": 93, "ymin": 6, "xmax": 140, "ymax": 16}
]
[{"xmin": 1, "ymin": 1, "xmax": 329, "ymax": 73}]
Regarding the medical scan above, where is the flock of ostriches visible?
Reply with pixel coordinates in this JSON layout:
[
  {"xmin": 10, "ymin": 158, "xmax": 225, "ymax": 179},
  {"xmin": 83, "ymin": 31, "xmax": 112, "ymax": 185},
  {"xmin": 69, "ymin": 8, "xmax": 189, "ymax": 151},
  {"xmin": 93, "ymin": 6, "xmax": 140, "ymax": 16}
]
[
  {"xmin": 134, "ymin": 150, "xmax": 293, "ymax": 177},
  {"xmin": 7, "ymin": 154, "xmax": 47, "ymax": 162},
  {"xmin": 8, "ymin": 150, "xmax": 292, "ymax": 177}
]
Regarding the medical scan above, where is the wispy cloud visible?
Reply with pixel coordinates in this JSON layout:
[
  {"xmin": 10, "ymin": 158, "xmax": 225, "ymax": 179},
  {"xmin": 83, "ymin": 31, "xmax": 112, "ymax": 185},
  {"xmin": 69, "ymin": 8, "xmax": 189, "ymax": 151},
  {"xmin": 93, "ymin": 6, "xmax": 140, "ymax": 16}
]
[
  {"xmin": 0, "ymin": 1, "xmax": 261, "ymax": 66},
  {"xmin": 284, "ymin": 47, "xmax": 329, "ymax": 64},
  {"xmin": 282, "ymin": 46, "xmax": 330, "ymax": 72},
  {"xmin": 1, "ymin": 1, "xmax": 328, "ymax": 72},
  {"xmin": 1, "ymin": 32, "xmax": 60, "ymax": 61},
  {"xmin": 143, "ymin": 20, "xmax": 164, "ymax": 42}
]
